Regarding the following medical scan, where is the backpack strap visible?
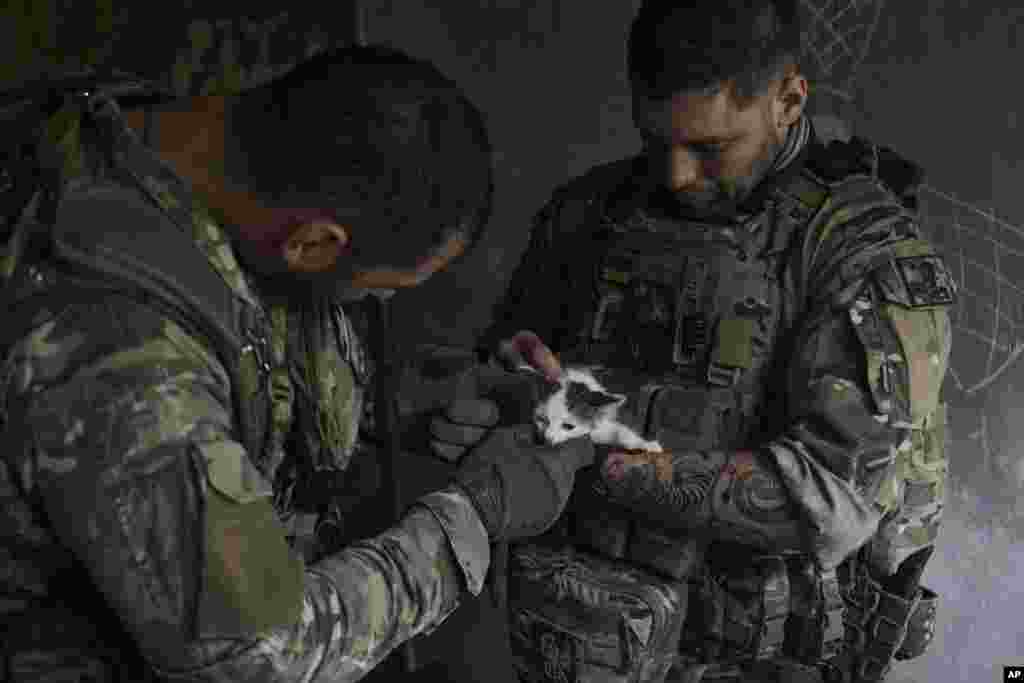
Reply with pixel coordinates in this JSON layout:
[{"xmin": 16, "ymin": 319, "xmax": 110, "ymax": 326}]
[
  {"xmin": 48, "ymin": 178, "xmax": 273, "ymax": 463},
  {"xmin": 0, "ymin": 90, "xmax": 274, "ymax": 470}
]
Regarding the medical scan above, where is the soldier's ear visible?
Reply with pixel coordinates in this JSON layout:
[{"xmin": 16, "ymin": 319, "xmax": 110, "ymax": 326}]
[{"xmin": 774, "ymin": 71, "xmax": 808, "ymax": 129}]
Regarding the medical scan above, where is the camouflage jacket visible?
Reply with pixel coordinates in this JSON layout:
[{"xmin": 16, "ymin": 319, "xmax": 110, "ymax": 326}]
[
  {"xmin": 0, "ymin": 95, "xmax": 489, "ymax": 682},
  {"xmin": 484, "ymin": 135, "xmax": 953, "ymax": 676},
  {"xmin": 2, "ymin": 6, "xmax": 364, "ymax": 97}
]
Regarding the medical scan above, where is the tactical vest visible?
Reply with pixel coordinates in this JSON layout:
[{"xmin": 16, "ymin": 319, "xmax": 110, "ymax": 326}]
[
  {"xmin": 0, "ymin": 85, "xmax": 374, "ymax": 681},
  {"xmin": 522, "ymin": 139, "xmax": 941, "ymax": 679}
]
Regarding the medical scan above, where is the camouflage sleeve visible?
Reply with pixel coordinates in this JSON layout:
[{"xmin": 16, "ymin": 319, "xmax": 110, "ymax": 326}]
[
  {"xmin": 9, "ymin": 294, "xmax": 488, "ymax": 682},
  {"xmin": 763, "ymin": 177, "xmax": 953, "ymax": 572}
]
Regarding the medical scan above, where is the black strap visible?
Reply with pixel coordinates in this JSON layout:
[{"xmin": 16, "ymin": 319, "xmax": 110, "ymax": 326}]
[
  {"xmin": 142, "ymin": 105, "xmax": 156, "ymax": 148},
  {"xmin": 366, "ymin": 293, "xmax": 419, "ymax": 673}
]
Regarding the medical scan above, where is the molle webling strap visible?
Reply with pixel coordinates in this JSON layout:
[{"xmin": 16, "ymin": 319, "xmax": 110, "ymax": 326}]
[{"xmin": 672, "ymin": 253, "xmax": 712, "ymax": 373}]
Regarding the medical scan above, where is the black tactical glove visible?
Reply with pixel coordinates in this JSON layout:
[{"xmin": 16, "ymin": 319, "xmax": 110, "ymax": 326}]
[
  {"xmin": 453, "ymin": 426, "xmax": 594, "ymax": 542},
  {"xmin": 429, "ymin": 363, "xmax": 549, "ymax": 462}
]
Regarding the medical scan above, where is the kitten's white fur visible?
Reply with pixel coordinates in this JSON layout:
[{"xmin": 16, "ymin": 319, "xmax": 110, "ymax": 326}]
[{"xmin": 534, "ymin": 367, "xmax": 663, "ymax": 452}]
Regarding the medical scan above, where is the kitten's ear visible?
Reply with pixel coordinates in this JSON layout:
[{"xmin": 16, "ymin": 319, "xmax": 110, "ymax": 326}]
[{"xmin": 586, "ymin": 389, "xmax": 626, "ymax": 409}]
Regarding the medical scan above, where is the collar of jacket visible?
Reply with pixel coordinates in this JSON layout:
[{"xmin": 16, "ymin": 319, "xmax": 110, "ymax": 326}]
[{"xmin": 734, "ymin": 115, "xmax": 815, "ymax": 216}]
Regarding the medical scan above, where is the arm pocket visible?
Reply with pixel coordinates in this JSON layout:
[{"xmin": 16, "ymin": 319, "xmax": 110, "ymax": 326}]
[{"xmin": 195, "ymin": 440, "xmax": 306, "ymax": 640}]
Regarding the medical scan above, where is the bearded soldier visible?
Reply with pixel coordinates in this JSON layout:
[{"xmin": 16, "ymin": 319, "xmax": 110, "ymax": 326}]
[
  {"xmin": 431, "ymin": 1, "xmax": 953, "ymax": 681},
  {"xmin": 0, "ymin": 44, "xmax": 597, "ymax": 682}
]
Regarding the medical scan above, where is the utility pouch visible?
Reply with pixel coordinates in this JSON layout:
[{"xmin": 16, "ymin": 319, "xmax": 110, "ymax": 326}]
[
  {"xmin": 509, "ymin": 542, "xmax": 688, "ymax": 683},
  {"xmin": 894, "ymin": 586, "xmax": 938, "ymax": 661}
]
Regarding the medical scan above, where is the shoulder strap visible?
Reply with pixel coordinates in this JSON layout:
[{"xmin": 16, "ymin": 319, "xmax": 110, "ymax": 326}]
[
  {"xmin": 51, "ymin": 179, "xmax": 272, "ymax": 461},
  {"xmin": 1, "ymin": 179, "xmax": 272, "ymax": 472},
  {"xmin": 53, "ymin": 181, "xmax": 251, "ymax": 354}
]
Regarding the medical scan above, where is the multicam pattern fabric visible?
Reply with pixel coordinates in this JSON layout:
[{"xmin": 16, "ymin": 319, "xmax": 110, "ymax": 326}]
[
  {"xmin": 0, "ymin": 91, "xmax": 489, "ymax": 681},
  {"xmin": 484, "ymin": 133, "xmax": 952, "ymax": 680}
]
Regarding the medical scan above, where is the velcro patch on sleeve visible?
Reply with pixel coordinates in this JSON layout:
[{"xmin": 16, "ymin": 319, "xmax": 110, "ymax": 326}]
[{"xmin": 195, "ymin": 441, "xmax": 305, "ymax": 639}]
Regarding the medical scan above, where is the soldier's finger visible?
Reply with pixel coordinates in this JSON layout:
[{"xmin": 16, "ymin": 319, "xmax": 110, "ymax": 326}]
[
  {"xmin": 445, "ymin": 398, "xmax": 500, "ymax": 427},
  {"xmin": 429, "ymin": 440, "xmax": 466, "ymax": 463},
  {"xmin": 429, "ymin": 415, "xmax": 493, "ymax": 447},
  {"xmin": 496, "ymin": 336, "xmax": 527, "ymax": 371},
  {"xmin": 469, "ymin": 363, "xmax": 523, "ymax": 397}
]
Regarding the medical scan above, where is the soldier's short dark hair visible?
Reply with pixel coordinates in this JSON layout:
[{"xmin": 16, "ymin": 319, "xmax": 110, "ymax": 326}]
[
  {"xmin": 627, "ymin": 0, "xmax": 803, "ymax": 106},
  {"xmin": 224, "ymin": 44, "xmax": 493, "ymax": 270}
]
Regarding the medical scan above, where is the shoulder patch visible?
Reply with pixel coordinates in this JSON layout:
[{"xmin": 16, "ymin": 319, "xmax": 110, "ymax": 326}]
[
  {"xmin": 202, "ymin": 441, "xmax": 274, "ymax": 504},
  {"xmin": 872, "ymin": 242, "xmax": 958, "ymax": 309},
  {"xmin": 196, "ymin": 440, "xmax": 304, "ymax": 639}
]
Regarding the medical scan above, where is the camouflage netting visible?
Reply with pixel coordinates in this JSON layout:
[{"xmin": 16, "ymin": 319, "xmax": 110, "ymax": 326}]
[{"xmin": 0, "ymin": 1, "xmax": 359, "ymax": 96}]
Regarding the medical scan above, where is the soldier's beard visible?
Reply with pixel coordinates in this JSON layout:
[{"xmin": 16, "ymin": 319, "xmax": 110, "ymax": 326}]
[{"xmin": 674, "ymin": 132, "xmax": 786, "ymax": 217}]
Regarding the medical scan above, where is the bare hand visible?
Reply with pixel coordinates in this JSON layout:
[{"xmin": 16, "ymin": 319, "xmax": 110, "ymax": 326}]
[
  {"xmin": 602, "ymin": 450, "xmax": 676, "ymax": 484},
  {"xmin": 496, "ymin": 330, "xmax": 562, "ymax": 382}
]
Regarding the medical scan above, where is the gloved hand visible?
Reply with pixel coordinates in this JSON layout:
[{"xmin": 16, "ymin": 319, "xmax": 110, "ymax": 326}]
[
  {"xmin": 453, "ymin": 426, "xmax": 594, "ymax": 541},
  {"xmin": 428, "ymin": 362, "xmax": 551, "ymax": 462},
  {"xmin": 428, "ymin": 330, "xmax": 561, "ymax": 462}
]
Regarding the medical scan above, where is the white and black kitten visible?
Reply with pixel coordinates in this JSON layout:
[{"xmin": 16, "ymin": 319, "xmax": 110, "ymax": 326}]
[{"xmin": 528, "ymin": 366, "xmax": 663, "ymax": 452}]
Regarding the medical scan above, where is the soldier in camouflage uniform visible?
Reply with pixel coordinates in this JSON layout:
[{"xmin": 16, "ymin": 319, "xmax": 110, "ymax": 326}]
[
  {"xmin": 432, "ymin": 2, "xmax": 954, "ymax": 682},
  {"xmin": 0, "ymin": 43, "xmax": 597, "ymax": 682}
]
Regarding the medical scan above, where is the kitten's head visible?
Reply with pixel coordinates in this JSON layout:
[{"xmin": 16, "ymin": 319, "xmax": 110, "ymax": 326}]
[{"xmin": 534, "ymin": 378, "xmax": 626, "ymax": 445}]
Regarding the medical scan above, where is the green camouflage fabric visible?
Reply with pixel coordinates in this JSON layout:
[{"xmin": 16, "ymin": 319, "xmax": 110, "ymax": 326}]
[
  {"xmin": 0, "ymin": 92, "xmax": 490, "ymax": 682},
  {"xmin": 484, "ymin": 135, "xmax": 952, "ymax": 680},
  {"xmin": 1, "ymin": 2, "xmax": 359, "ymax": 96}
]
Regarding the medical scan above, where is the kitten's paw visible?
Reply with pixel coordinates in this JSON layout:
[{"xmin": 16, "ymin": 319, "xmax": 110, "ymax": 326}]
[{"xmin": 644, "ymin": 442, "xmax": 664, "ymax": 453}]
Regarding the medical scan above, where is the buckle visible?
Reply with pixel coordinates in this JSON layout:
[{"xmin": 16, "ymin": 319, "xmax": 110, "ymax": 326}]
[
  {"xmin": 707, "ymin": 362, "xmax": 742, "ymax": 387},
  {"xmin": 760, "ymin": 616, "xmax": 787, "ymax": 651},
  {"xmin": 823, "ymin": 608, "xmax": 846, "ymax": 643}
]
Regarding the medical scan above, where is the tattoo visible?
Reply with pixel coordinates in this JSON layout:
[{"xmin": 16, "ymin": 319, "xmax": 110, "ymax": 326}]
[{"xmin": 601, "ymin": 451, "xmax": 716, "ymax": 522}]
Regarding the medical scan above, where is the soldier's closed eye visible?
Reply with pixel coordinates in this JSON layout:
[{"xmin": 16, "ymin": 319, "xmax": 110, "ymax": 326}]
[{"xmin": 690, "ymin": 141, "xmax": 729, "ymax": 157}]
